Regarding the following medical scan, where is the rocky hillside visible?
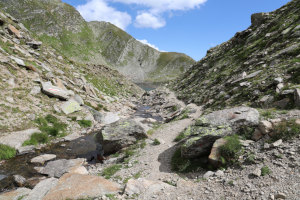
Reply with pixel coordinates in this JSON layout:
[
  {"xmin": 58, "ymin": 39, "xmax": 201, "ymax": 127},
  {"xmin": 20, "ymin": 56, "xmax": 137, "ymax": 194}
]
[
  {"xmin": 172, "ymin": 0, "xmax": 300, "ymax": 110},
  {"xmin": 0, "ymin": 0, "xmax": 195, "ymax": 83},
  {"xmin": 0, "ymin": 9, "xmax": 142, "ymax": 135}
]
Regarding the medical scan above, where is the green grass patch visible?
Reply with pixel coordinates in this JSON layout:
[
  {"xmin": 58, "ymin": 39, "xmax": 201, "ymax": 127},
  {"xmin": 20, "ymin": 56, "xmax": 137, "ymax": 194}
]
[
  {"xmin": 78, "ymin": 120, "xmax": 92, "ymax": 128},
  {"xmin": 23, "ymin": 114, "xmax": 67, "ymax": 146},
  {"xmin": 101, "ymin": 164, "xmax": 122, "ymax": 179},
  {"xmin": 261, "ymin": 166, "xmax": 271, "ymax": 176},
  {"xmin": 152, "ymin": 139, "xmax": 161, "ymax": 145},
  {"xmin": 0, "ymin": 144, "xmax": 16, "ymax": 160},
  {"xmin": 23, "ymin": 132, "xmax": 49, "ymax": 146},
  {"xmin": 219, "ymin": 135, "xmax": 242, "ymax": 166}
]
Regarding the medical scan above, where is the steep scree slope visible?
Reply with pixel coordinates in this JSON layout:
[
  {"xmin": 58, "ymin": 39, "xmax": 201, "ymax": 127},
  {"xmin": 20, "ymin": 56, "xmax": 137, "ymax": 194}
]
[
  {"xmin": 172, "ymin": 0, "xmax": 300, "ymax": 110},
  {"xmin": 0, "ymin": 0, "xmax": 195, "ymax": 83}
]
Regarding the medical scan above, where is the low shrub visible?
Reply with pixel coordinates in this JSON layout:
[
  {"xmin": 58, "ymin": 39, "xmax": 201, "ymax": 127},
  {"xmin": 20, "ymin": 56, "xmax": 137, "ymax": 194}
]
[
  {"xmin": 0, "ymin": 144, "xmax": 16, "ymax": 160},
  {"xmin": 219, "ymin": 135, "xmax": 242, "ymax": 166},
  {"xmin": 261, "ymin": 166, "xmax": 271, "ymax": 176},
  {"xmin": 152, "ymin": 139, "xmax": 160, "ymax": 145}
]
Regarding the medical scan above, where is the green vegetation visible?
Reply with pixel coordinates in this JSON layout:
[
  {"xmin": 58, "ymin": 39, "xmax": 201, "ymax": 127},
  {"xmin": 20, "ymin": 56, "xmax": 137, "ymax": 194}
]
[
  {"xmin": 101, "ymin": 164, "xmax": 122, "ymax": 179},
  {"xmin": 261, "ymin": 166, "xmax": 271, "ymax": 176},
  {"xmin": 219, "ymin": 135, "xmax": 242, "ymax": 166},
  {"xmin": 133, "ymin": 171, "xmax": 142, "ymax": 179},
  {"xmin": 152, "ymin": 139, "xmax": 161, "ymax": 145},
  {"xmin": 23, "ymin": 132, "xmax": 49, "ymax": 146},
  {"xmin": 105, "ymin": 194, "xmax": 117, "ymax": 200},
  {"xmin": 271, "ymin": 119, "xmax": 300, "ymax": 141},
  {"xmin": 0, "ymin": 144, "xmax": 16, "ymax": 160},
  {"xmin": 78, "ymin": 120, "xmax": 92, "ymax": 128},
  {"xmin": 23, "ymin": 114, "xmax": 67, "ymax": 146}
]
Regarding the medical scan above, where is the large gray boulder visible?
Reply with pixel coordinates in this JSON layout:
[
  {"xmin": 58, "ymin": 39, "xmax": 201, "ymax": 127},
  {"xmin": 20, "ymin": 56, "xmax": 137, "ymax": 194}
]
[
  {"xmin": 60, "ymin": 99, "xmax": 81, "ymax": 115},
  {"xmin": 181, "ymin": 107, "xmax": 259, "ymax": 158},
  {"xmin": 40, "ymin": 158, "xmax": 85, "ymax": 178},
  {"xmin": 95, "ymin": 119, "xmax": 147, "ymax": 154},
  {"xmin": 41, "ymin": 82, "xmax": 71, "ymax": 100}
]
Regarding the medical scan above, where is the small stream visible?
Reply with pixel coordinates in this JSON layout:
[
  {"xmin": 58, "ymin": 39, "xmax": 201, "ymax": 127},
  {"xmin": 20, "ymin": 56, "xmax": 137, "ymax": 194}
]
[{"xmin": 0, "ymin": 82, "xmax": 162, "ymax": 193}]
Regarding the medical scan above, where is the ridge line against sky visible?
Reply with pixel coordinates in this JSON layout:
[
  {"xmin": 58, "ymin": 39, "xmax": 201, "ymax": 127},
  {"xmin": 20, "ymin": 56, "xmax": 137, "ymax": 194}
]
[{"xmin": 62, "ymin": 0, "xmax": 291, "ymax": 61}]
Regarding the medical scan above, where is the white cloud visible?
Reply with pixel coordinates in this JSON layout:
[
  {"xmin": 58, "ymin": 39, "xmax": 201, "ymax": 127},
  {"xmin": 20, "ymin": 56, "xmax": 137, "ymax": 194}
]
[
  {"xmin": 112, "ymin": 0, "xmax": 207, "ymax": 13},
  {"xmin": 76, "ymin": 0, "xmax": 132, "ymax": 30},
  {"xmin": 137, "ymin": 39, "xmax": 160, "ymax": 51},
  {"xmin": 135, "ymin": 12, "xmax": 165, "ymax": 29},
  {"xmin": 76, "ymin": 0, "xmax": 207, "ymax": 29}
]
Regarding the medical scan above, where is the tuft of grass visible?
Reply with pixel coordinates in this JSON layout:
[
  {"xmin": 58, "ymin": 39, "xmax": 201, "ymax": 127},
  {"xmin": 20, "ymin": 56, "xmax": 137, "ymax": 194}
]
[
  {"xmin": 101, "ymin": 164, "xmax": 122, "ymax": 179},
  {"xmin": 260, "ymin": 109, "xmax": 275, "ymax": 119},
  {"xmin": 0, "ymin": 144, "xmax": 16, "ymax": 160},
  {"xmin": 219, "ymin": 135, "xmax": 242, "ymax": 166},
  {"xmin": 261, "ymin": 166, "xmax": 271, "ymax": 176},
  {"xmin": 271, "ymin": 119, "xmax": 300, "ymax": 141},
  {"xmin": 133, "ymin": 171, "xmax": 142, "ymax": 179},
  {"xmin": 152, "ymin": 139, "xmax": 161, "ymax": 145},
  {"xmin": 23, "ymin": 115, "xmax": 67, "ymax": 146},
  {"xmin": 23, "ymin": 133, "xmax": 49, "ymax": 146},
  {"xmin": 78, "ymin": 120, "xmax": 92, "ymax": 128}
]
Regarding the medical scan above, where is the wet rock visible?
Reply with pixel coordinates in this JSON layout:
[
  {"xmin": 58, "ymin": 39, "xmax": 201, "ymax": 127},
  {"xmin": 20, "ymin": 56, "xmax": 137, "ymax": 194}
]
[
  {"xmin": 24, "ymin": 178, "xmax": 58, "ymax": 200},
  {"xmin": 13, "ymin": 175, "xmax": 26, "ymax": 187},
  {"xmin": 43, "ymin": 173, "xmax": 121, "ymax": 200},
  {"xmin": 31, "ymin": 154, "xmax": 57, "ymax": 164},
  {"xmin": 95, "ymin": 119, "xmax": 147, "ymax": 154},
  {"xmin": 41, "ymin": 81, "xmax": 70, "ymax": 100},
  {"xmin": 124, "ymin": 178, "xmax": 173, "ymax": 197},
  {"xmin": 61, "ymin": 99, "xmax": 81, "ymax": 115},
  {"xmin": 7, "ymin": 24, "xmax": 21, "ymax": 38},
  {"xmin": 17, "ymin": 145, "xmax": 35, "ymax": 155},
  {"xmin": 40, "ymin": 158, "xmax": 86, "ymax": 178},
  {"xmin": 208, "ymin": 138, "xmax": 227, "ymax": 167},
  {"xmin": 0, "ymin": 187, "xmax": 31, "ymax": 200}
]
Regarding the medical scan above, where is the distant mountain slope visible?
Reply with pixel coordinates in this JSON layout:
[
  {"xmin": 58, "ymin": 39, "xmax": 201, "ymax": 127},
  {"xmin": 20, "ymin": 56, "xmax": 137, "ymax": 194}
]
[
  {"xmin": 0, "ymin": 0, "xmax": 195, "ymax": 83},
  {"xmin": 172, "ymin": 0, "xmax": 300, "ymax": 110}
]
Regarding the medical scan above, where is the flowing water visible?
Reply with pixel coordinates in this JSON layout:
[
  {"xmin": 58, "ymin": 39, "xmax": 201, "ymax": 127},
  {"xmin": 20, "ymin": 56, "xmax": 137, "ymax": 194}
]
[{"xmin": 0, "ymin": 89, "xmax": 163, "ymax": 193}]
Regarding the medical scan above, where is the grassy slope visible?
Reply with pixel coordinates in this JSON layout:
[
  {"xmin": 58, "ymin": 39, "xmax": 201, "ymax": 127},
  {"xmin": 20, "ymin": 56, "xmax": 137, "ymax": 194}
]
[{"xmin": 172, "ymin": 0, "xmax": 300, "ymax": 110}]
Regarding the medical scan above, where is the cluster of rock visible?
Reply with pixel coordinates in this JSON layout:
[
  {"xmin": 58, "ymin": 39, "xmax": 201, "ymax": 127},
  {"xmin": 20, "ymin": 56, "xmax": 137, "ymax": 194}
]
[{"xmin": 173, "ymin": 0, "xmax": 300, "ymax": 110}]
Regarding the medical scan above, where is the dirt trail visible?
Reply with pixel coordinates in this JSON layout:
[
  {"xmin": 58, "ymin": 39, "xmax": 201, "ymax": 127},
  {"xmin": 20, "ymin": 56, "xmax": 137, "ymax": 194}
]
[{"xmin": 116, "ymin": 90, "xmax": 203, "ymax": 183}]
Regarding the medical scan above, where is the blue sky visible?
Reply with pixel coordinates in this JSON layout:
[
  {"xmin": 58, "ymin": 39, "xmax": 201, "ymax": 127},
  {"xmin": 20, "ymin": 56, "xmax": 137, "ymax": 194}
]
[{"xmin": 62, "ymin": 0, "xmax": 291, "ymax": 61}]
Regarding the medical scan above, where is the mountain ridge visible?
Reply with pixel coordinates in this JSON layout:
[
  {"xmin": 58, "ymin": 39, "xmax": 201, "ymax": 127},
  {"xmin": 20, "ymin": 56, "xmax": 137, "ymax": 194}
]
[{"xmin": 0, "ymin": 0, "xmax": 195, "ymax": 83}]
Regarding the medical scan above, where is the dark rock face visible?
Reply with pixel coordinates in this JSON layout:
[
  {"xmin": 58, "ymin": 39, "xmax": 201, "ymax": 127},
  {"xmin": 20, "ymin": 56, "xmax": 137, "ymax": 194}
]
[
  {"xmin": 180, "ymin": 107, "xmax": 259, "ymax": 158},
  {"xmin": 95, "ymin": 119, "xmax": 147, "ymax": 154}
]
